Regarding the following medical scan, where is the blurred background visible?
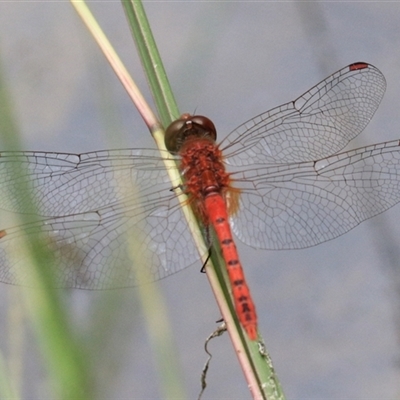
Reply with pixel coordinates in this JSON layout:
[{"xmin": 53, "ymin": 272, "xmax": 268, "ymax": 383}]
[{"xmin": 0, "ymin": 2, "xmax": 399, "ymax": 399}]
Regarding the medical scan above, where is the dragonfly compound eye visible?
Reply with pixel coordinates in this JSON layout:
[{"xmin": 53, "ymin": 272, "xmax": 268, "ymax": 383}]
[{"xmin": 165, "ymin": 114, "xmax": 217, "ymax": 153}]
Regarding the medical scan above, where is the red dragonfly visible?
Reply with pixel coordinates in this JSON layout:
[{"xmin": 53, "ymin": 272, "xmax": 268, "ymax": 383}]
[{"xmin": 0, "ymin": 62, "xmax": 395, "ymax": 340}]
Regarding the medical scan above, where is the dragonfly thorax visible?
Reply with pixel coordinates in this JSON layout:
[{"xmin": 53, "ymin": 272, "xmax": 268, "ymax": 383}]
[{"xmin": 179, "ymin": 137, "xmax": 233, "ymax": 224}]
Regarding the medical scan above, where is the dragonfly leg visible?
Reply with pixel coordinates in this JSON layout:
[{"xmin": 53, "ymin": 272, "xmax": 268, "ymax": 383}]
[{"xmin": 200, "ymin": 248, "xmax": 212, "ymax": 273}]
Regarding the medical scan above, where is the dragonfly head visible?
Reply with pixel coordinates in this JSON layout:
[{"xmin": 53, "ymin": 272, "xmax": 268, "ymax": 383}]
[{"xmin": 165, "ymin": 114, "xmax": 217, "ymax": 153}]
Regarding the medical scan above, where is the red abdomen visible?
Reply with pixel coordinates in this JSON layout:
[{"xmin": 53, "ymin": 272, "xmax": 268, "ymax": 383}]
[{"xmin": 179, "ymin": 135, "xmax": 258, "ymax": 340}]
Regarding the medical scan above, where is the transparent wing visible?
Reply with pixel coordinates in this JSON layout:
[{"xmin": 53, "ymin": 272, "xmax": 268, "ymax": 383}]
[
  {"xmin": 0, "ymin": 150, "xmax": 204, "ymax": 288},
  {"xmin": 230, "ymin": 140, "xmax": 400, "ymax": 250},
  {"xmin": 221, "ymin": 63, "xmax": 386, "ymax": 165}
]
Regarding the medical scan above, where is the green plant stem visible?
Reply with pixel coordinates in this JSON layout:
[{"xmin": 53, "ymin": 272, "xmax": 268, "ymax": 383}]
[
  {"xmin": 121, "ymin": 2, "xmax": 285, "ymax": 399},
  {"xmin": 122, "ymin": 0, "xmax": 180, "ymax": 127},
  {"xmin": 74, "ymin": 0, "xmax": 285, "ymax": 398}
]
